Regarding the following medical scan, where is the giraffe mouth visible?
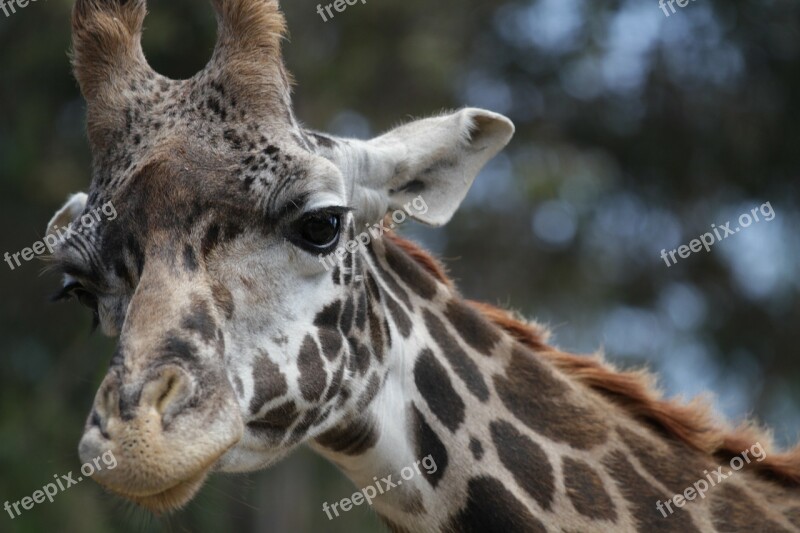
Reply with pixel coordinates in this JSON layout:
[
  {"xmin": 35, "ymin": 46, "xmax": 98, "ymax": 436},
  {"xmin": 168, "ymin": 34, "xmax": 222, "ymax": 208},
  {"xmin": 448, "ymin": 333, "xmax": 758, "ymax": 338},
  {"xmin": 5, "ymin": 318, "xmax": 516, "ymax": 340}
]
[
  {"xmin": 106, "ymin": 466, "xmax": 212, "ymax": 514},
  {"xmin": 82, "ymin": 424, "xmax": 238, "ymax": 515},
  {"xmin": 78, "ymin": 365, "xmax": 245, "ymax": 514}
]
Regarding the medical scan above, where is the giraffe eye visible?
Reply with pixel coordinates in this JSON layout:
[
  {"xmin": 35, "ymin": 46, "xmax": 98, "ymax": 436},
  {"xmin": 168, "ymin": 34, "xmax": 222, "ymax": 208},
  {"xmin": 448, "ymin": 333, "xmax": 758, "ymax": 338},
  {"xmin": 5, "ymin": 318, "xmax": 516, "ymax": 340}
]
[
  {"xmin": 294, "ymin": 209, "xmax": 343, "ymax": 253},
  {"xmin": 51, "ymin": 281, "xmax": 101, "ymax": 332}
]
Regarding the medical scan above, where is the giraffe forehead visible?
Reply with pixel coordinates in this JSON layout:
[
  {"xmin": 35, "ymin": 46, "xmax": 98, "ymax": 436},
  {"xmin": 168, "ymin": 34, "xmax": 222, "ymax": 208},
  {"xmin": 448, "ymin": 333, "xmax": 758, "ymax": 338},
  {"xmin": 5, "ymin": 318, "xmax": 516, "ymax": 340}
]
[
  {"xmin": 56, "ymin": 158, "xmax": 306, "ymax": 291},
  {"xmin": 86, "ymin": 74, "xmax": 326, "ymax": 213},
  {"xmin": 81, "ymin": 140, "xmax": 337, "ymax": 264}
]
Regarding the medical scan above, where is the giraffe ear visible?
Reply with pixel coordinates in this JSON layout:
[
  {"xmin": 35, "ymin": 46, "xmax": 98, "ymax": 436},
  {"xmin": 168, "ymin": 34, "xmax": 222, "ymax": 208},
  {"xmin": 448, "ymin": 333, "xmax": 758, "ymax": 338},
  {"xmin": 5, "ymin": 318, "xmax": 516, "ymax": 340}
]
[
  {"xmin": 46, "ymin": 193, "xmax": 87, "ymax": 237},
  {"xmin": 355, "ymin": 108, "xmax": 514, "ymax": 227}
]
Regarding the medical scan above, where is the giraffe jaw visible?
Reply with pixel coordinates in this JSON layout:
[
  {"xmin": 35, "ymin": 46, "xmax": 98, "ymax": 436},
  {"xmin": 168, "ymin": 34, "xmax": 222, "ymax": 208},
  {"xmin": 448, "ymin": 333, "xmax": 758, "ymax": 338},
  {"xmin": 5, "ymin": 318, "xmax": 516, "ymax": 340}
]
[
  {"xmin": 214, "ymin": 437, "xmax": 293, "ymax": 473},
  {"xmin": 111, "ymin": 467, "xmax": 211, "ymax": 514}
]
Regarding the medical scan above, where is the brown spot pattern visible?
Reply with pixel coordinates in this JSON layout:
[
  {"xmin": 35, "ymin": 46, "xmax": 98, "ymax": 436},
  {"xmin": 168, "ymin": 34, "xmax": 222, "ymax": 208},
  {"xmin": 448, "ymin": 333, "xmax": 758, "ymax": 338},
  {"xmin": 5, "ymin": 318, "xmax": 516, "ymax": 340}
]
[
  {"xmin": 368, "ymin": 300, "xmax": 385, "ymax": 363},
  {"xmin": 617, "ymin": 426, "xmax": 715, "ymax": 496},
  {"xmin": 356, "ymin": 373, "xmax": 381, "ymax": 411},
  {"xmin": 409, "ymin": 403, "xmax": 448, "ymax": 488},
  {"xmin": 367, "ymin": 242, "xmax": 412, "ymax": 308},
  {"xmin": 710, "ymin": 484, "xmax": 791, "ymax": 532},
  {"xmin": 563, "ymin": 457, "xmax": 617, "ymax": 521},
  {"xmin": 248, "ymin": 401, "xmax": 299, "ymax": 445},
  {"xmin": 314, "ymin": 301, "xmax": 341, "ymax": 328},
  {"xmin": 315, "ymin": 414, "xmax": 379, "ymax": 456},
  {"xmin": 443, "ymin": 476, "xmax": 546, "ymax": 533},
  {"xmin": 340, "ymin": 296, "xmax": 355, "ymax": 332},
  {"xmin": 249, "ymin": 349, "xmax": 288, "ymax": 414},
  {"xmin": 318, "ymin": 328, "xmax": 343, "ymax": 361},
  {"xmin": 489, "ymin": 419, "xmax": 555, "ymax": 511},
  {"xmin": 444, "ymin": 300, "xmax": 500, "ymax": 355},
  {"xmin": 494, "ymin": 345, "xmax": 607, "ymax": 449},
  {"xmin": 323, "ymin": 358, "xmax": 346, "ymax": 403},
  {"xmin": 297, "ymin": 334, "xmax": 326, "ymax": 402},
  {"xmin": 602, "ymin": 450, "xmax": 700, "ymax": 532},
  {"xmin": 413, "ymin": 349, "xmax": 465, "ymax": 433},
  {"xmin": 385, "ymin": 294, "xmax": 412, "ymax": 338},
  {"xmin": 469, "ymin": 437, "xmax": 484, "ymax": 460},
  {"xmin": 289, "ymin": 407, "xmax": 322, "ymax": 444},
  {"xmin": 350, "ymin": 338, "xmax": 371, "ymax": 376},
  {"xmin": 423, "ymin": 309, "xmax": 489, "ymax": 402},
  {"xmin": 384, "ymin": 238, "xmax": 438, "ymax": 299},
  {"xmin": 355, "ymin": 289, "xmax": 368, "ymax": 331}
]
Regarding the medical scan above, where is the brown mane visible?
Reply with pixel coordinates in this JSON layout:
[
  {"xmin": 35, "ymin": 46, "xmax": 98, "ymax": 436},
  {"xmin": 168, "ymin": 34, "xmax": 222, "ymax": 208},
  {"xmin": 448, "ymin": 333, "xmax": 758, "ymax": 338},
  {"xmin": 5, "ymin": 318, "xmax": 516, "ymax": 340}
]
[{"xmin": 387, "ymin": 233, "xmax": 800, "ymax": 487}]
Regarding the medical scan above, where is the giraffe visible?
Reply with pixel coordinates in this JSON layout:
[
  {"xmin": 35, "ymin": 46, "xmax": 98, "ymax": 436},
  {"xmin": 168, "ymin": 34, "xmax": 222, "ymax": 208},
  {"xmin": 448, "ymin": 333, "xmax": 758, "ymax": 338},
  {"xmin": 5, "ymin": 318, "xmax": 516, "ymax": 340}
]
[{"xmin": 47, "ymin": 0, "xmax": 800, "ymax": 531}]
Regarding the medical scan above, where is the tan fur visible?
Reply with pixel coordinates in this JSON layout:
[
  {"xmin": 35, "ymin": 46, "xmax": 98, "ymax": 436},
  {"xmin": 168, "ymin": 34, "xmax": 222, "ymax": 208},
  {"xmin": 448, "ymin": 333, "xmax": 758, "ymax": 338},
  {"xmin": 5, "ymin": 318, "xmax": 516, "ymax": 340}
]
[
  {"xmin": 71, "ymin": 0, "xmax": 152, "ymax": 151},
  {"xmin": 71, "ymin": 0, "xmax": 148, "ymax": 100},
  {"xmin": 210, "ymin": 0, "xmax": 286, "ymax": 53},
  {"xmin": 207, "ymin": 0, "xmax": 292, "ymax": 116}
]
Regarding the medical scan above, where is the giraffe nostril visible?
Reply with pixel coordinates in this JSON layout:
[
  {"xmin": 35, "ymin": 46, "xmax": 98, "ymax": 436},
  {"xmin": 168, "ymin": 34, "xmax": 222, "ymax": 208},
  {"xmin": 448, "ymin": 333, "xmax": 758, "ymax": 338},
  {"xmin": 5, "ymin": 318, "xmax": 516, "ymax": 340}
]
[
  {"xmin": 140, "ymin": 366, "xmax": 194, "ymax": 421},
  {"xmin": 96, "ymin": 379, "xmax": 120, "ymax": 421},
  {"xmin": 158, "ymin": 376, "xmax": 177, "ymax": 409},
  {"xmin": 89, "ymin": 409, "xmax": 110, "ymax": 439}
]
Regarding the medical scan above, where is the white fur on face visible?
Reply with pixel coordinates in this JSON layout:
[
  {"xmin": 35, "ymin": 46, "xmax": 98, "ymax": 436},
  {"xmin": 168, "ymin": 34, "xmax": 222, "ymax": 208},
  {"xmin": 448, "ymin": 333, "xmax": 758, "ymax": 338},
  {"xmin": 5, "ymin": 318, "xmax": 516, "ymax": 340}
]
[{"xmin": 212, "ymin": 212, "xmax": 368, "ymax": 472}]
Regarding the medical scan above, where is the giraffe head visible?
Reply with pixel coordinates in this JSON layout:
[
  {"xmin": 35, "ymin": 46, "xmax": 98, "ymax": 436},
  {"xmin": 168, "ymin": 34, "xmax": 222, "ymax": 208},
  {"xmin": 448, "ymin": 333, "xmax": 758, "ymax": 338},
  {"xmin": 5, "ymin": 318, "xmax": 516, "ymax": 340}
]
[{"xmin": 49, "ymin": 0, "xmax": 513, "ymax": 513}]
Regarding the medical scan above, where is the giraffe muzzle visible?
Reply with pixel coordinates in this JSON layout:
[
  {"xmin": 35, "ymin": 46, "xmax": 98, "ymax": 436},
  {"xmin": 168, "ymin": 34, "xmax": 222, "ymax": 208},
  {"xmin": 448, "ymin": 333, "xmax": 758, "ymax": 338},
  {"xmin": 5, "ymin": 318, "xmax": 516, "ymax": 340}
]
[{"xmin": 78, "ymin": 364, "xmax": 243, "ymax": 513}]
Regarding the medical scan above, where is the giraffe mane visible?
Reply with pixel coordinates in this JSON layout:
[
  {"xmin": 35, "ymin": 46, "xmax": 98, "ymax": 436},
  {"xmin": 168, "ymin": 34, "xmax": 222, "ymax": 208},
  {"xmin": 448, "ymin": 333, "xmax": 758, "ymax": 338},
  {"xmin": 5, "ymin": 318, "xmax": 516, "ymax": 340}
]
[{"xmin": 387, "ymin": 232, "xmax": 800, "ymax": 487}]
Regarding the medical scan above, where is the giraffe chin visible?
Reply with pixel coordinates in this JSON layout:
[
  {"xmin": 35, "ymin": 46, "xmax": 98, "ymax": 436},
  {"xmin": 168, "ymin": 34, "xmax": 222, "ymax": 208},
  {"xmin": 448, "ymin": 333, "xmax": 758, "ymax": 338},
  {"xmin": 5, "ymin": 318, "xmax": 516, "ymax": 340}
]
[{"xmin": 105, "ymin": 467, "xmax": 211, "ymax": 514}]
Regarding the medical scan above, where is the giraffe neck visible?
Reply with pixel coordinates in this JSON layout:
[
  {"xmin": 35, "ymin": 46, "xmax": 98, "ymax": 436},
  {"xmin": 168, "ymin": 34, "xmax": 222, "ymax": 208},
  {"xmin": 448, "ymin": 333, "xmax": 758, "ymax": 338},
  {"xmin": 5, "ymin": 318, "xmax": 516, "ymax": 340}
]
[
  {"xmin": 311, "ymin": 235, "xmax": 800, "ymax": 532},
  {"xmin": 312, "ymin": 234, "xmax": 559, "ymax": 530}
]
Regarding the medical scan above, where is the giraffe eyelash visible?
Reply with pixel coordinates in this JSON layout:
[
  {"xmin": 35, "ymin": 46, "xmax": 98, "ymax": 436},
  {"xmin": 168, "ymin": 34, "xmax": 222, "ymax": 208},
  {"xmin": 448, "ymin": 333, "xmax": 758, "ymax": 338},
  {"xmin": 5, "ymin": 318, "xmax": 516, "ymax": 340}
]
[
  {"xmin": 51, "ymin": 281, "xmax": 101, "ymax": 333},
  {"xmin": 50, "ymin": 281, "xmax": 83, "ymax": 303}
]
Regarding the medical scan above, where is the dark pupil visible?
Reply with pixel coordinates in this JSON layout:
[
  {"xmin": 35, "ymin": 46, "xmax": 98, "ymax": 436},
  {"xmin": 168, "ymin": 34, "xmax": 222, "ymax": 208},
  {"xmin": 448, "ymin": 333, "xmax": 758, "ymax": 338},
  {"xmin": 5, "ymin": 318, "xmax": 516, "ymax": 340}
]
[{"xmin": 302, "ymin": 214, "xmax": 339, "ymax": 246}]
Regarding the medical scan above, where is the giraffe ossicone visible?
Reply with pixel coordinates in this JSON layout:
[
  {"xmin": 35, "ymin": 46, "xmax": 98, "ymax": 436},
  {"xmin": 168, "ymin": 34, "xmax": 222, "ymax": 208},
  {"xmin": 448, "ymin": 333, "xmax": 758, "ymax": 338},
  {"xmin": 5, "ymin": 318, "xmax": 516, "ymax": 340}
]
[{"xmin": 48, "ymin": 0, "xmax": 800, "ymax": 530}]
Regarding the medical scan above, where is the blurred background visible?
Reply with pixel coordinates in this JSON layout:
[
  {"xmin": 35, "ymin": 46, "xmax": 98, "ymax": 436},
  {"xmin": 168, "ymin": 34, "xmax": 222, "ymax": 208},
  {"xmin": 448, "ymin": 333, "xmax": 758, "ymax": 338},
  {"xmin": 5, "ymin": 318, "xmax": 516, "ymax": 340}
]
[{"xmin": 1, "ymin": 0, "xmax": 798, "ymax": 531}]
